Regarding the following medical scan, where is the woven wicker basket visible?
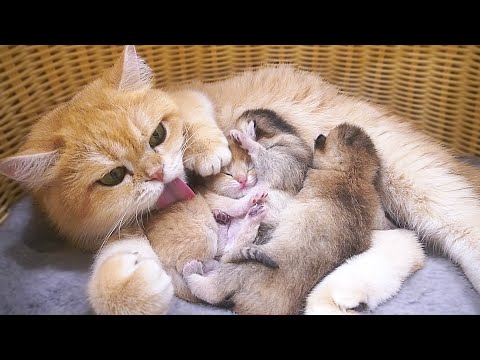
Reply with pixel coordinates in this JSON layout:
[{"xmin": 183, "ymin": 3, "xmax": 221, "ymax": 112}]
[{"xmin": 1, "ymin": 45, "xmax": 480, "ymax": 224}]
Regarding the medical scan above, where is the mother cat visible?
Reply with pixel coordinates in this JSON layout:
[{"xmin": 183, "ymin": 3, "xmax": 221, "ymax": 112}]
[{"xmin": 1, "ymin": 46, "xmax": 479, "ymax": 315}]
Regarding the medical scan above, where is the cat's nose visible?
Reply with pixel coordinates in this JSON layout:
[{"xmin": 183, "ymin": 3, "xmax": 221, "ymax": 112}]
[
  {"xmin": 149, "ymin": 169, "xmax": 164, "ymax": 182},
  {"xmin": 236, "ymin": 175, "xmax": 247, "ymax": 187}
]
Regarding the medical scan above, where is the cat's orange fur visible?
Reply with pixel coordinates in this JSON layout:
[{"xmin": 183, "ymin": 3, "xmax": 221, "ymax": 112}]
[
  {"xmin": 1, "ymin": 46, "xmax": 479, "ymax": 315},
  {"xmin": 0, "ymin": 46, "xmax": 231, "ymax": 314}
]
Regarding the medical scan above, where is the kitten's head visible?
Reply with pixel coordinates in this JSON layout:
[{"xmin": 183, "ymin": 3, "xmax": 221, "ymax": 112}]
[
  {"xmin": 206, "ymin": 137, "xmax": 257, "ymax": 199},
  {"xmin": 313, "ymin": 123, "xmax": 380, "ymax": 176},
  {"xmin": 0, "ymin": 46, "xmax": 189, "ymax": 250}
]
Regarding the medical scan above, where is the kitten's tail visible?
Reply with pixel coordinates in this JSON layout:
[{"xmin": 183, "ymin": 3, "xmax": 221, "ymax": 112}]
[{"xmin": 235, "ymin": 246, "xmax": 279, "ymax": 269}]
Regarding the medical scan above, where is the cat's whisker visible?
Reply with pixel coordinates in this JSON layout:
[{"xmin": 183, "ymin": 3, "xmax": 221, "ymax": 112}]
[
  {"xmin": 100, "ymin": 202, "xmax": 136, "ymax": 251},
  {"xmin": 182, "ymin": 128, "xmax": 202, "ymax": 155}
]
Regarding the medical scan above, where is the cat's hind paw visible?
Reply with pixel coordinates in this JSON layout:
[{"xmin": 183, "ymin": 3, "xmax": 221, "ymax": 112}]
[
  {"xmin": 182, "ymin": 260, "xmax": 205, "ymax": 278},
  {"xmin": 212, "ymin": 209, "xmax": 232, "ymax": 225},
  {"xmin": 247, "ymin": 204, "xmax": 267, "ymax": 222},
  {"xmin": 304, "ymin": 282, "xmax": 367, "ymax": 315}
]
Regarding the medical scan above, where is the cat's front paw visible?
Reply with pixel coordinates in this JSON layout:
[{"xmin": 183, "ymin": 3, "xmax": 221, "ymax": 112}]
[
  {"xmin": 88, "ymin": 251, "xmax": 173, "ymax": 315},
  {"xmin": 184, "ymin": 139, "xmax": 232, "ymax": 177},
  {"xmin": 230, "ymin": 129, "xmax": 257, "ymax": 153},
  {"xmin": 249, "ymin": 190, "xmax": 269, "ymax": 207}
]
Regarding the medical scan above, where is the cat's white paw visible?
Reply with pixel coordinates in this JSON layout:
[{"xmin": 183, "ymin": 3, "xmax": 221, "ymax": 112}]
[
  {"xmin": 88, "ymin": 251, "xmax": 174, "ymax": 315},
  {"xmin": 185, "ymin": 140, "xmax": 232, "ymax": 177},
  {"xmin": 305, "ymin": 281, "xmax": 365, "ymax": 315}
]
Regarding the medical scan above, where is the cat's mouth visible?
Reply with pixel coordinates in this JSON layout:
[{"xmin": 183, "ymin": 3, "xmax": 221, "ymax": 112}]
[{"xmin": 156, "ymin": 178, "xmax": 195, "ymax": 209}]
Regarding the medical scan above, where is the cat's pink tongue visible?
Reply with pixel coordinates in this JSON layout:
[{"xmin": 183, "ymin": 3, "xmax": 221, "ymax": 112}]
[{"xmin": 156, "ymin": 178, "xmax": 195, "ymax": 210}]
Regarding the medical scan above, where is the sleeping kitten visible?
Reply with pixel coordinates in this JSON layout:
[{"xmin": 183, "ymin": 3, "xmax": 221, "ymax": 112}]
[
  {"xmin": 201, "ymin": 109, "xmax": 312, "ymax": 262},
  {"xmin": 183, "ymin": 124, "xmax": 403, "ymax": 314},
  {"xmin": 186, "ymin": 64, "xmax": 480, "ymax": 312}
]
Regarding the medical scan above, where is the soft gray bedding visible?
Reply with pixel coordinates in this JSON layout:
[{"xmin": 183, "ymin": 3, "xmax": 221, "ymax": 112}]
[{"xmin": 1, "ymin": 157, "xmax": 480, "ymax": 315}]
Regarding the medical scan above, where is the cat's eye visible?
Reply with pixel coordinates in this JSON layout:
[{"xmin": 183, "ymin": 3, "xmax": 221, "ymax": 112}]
[
  {"xmin": 149, "ymin": 123, "xmax": 167, "ymax": 148},
  {"xmin": 222, "ymin": 171, "xmax": 233, "ymax": 177},
  {"xmin": 98, "ymin": 167, "xmax": 127, "ymax": 187}
]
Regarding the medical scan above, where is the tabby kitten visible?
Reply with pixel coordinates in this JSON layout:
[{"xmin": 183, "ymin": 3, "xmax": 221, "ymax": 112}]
[{"xmin": 183, "ymin": 124, "xmax": 415, "ymax": 314}]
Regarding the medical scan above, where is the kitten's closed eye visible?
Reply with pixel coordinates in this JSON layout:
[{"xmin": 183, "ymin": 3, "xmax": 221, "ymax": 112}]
[{"xmin": 222, "ymin": 171, "xmax": 233, "ymax": 177}]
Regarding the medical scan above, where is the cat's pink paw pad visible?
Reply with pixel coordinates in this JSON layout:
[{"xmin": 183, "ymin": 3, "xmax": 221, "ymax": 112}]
[
  {"xmin": 247, "ymin": 204, "xmax": 267, "ymax": 221},
  {"xmin": 182, "ymin": 260, "xmax": 204, "ymax": 278},
  {"xmin": 212, "ymin": 209, "xmax": 232, "ymax": 225}
]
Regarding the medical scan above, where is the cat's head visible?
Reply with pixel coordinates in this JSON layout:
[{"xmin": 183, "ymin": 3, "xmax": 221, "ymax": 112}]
[
  {"xmin": 313, "ymin": 123, "xmax": 380, "ymax": 176},
  {"xmin": 206, "ymin": 137, "xmax": 257, "ymax": 199},
  {"xmin": 0, "ymin": 46, "xmax": 189, "ymax": 250}
]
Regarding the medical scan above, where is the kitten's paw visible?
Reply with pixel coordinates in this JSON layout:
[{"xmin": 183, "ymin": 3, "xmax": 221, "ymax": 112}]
[
  {"xmin": 247, "ymin": 204, "xmax": 267, "ymax": 222},
  {"xmin": 230, "ymin": 129, "xmax": 257, "ymax": 152},
  {"xmin": 185, "ymin": 140, "xmax": 232, "ymax": 177},
  {"xmin": 212, "ymin": 209, "xmax": 232, "ymax": 225},
  {"xmin": 230, "ymin": 129, "xmax": 244, "ymax": 144},
  {"xmin": 238, "ymin": 246, "xmax": 279, "ymax": 268},
  {"xmin": 203, "ymin": 259, "xmax": 220, "ymax": 273},
  {"xmin": 250, "ymin": 190, "xmax": 269, "ymax": 207},
  {"xmin": 88, "ymin": 251, "xmax": 173, "ymax": 315},
  {"xmin": 182, "ymin": 260, "xmax": 205, "ymax": 278}
]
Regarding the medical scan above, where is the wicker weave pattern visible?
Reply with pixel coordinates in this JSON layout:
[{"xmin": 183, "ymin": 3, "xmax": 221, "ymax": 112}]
[{"xmin": 1, "ymin": 45, "xmax": 479, "ymax": 223}]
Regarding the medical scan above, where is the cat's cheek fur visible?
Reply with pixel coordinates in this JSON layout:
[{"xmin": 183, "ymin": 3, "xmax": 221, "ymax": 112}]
[{"xmin": 163, "ymin": 150, "xmax": 186, "ymax": 184}]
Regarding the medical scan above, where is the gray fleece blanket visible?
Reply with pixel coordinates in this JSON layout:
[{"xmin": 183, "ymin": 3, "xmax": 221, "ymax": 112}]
[{"xmin": 1, "ymin": 157, "xmax": 480, "ymax": 315}]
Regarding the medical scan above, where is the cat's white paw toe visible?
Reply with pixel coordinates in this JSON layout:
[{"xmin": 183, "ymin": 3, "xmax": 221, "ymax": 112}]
[{"xmin": 186, "ymin": 142, "xmax": 232, "ymax": 177}]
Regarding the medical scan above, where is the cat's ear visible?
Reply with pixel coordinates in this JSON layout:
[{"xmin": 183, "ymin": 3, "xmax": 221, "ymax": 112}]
[
  {"xmin": 314, "ymin": 134, "xmax": 326, "ymax": 150},
  {"xmin": 0, "ymin": 151, "xmax": 59, "ymax": 188},
  {"xmin": 104, "ymin": 45, "xmax": 153, "ymax": 91}
]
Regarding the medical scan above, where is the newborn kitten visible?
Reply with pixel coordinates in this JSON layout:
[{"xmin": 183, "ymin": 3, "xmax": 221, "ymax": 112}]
[
  {"xmin": 184, "ymin": 123, "xmax": 387, "ymax": 315},
  {"xmin": 146, "ymin": 108, "xmax": 312, "ymax": 301},
  {"xmin": 201, "ymin": 109, "xmax": 312, "ymax": 261}
]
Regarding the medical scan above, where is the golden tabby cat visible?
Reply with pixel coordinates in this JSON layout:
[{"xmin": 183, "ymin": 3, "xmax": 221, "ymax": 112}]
[{"xmin": 1, "ymin": 46, "xmax": 479, "ymax": 315}]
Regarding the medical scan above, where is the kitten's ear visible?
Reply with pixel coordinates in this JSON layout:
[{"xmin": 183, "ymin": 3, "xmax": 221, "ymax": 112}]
[
  {"xmin": 104, "ymin": 45, "xmax": 153, "ymax": 91},
  {"xmin": 343, "ymin": 125, "xmax": 363, "ymax": 146},
  {"xmin": 0, "ymin": 151, "xmax": 59, "ymax": 188},
  {"xmin": 314, "ymin": 134, "xmax": 326, "ymax": 150}
]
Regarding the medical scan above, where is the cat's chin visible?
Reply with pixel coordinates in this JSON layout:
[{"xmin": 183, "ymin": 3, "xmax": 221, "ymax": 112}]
[{"xmin": 156, "ymin": 178, "xmax": 195, "ymax": 210}]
